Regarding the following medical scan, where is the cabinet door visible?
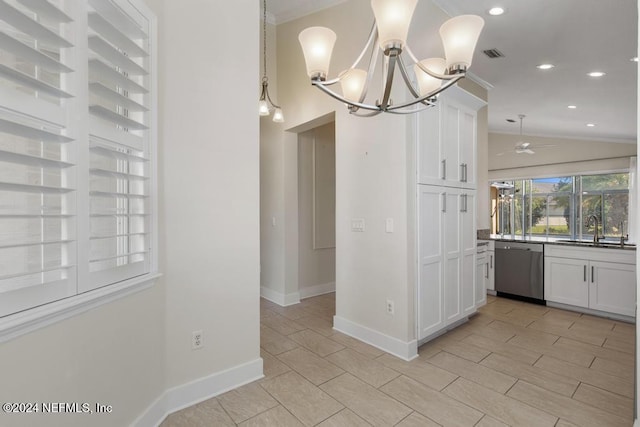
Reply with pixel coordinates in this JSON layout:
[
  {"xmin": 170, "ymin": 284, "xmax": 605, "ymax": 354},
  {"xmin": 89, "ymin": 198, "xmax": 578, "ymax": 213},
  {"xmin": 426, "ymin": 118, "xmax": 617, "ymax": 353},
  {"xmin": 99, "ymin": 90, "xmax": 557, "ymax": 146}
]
[
  {"xmin": 443, "ymin": 191, "xmax": 462, "ymax": 324},
  {"xmin": 589, "ymin": 261, "xmax": 636, "ymax": 316},
  {"xmin": 544, "ymin": 257, "xmax": 589, "ymax": 308},
  {"xmin": 458, "ymin": 109, "xmax": 476, "ymax": 189},
  {"xmin": 487, "ymin": 250, "xmax": 495, "ymax": 291},
  {"xmin": 416, "ymin": 105, "xmax": 443, "ymax": 185},
  {"xmin": 475, "ymin": 254, "xmax": 487, "ymax": 307},
  {"xmin": 417, "ymin": 186, "xmax": 445, "ymax": 339},
  {"xmin": 442, "ymin": 103, "xmax": 461, "ymax": 184},
  {"xmin": 461, "ymin": 192, "xmax": 476, "ymax": 316}
]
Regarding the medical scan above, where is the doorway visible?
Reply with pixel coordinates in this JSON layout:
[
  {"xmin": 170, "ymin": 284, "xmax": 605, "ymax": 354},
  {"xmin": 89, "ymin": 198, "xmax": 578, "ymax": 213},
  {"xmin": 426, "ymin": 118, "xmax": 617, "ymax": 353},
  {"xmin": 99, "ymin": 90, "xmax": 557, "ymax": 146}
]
[{"xmin": 297, "ymin": 121, "xmax": 336, "ymax": 300}]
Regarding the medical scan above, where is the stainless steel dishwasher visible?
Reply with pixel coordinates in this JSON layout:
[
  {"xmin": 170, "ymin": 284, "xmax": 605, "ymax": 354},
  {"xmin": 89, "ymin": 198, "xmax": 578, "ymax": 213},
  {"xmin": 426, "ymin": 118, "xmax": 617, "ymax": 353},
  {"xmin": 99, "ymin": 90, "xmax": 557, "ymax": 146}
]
[{"xmin": 494, "ymin": 241, "xmax": 544, "ymax": 303}]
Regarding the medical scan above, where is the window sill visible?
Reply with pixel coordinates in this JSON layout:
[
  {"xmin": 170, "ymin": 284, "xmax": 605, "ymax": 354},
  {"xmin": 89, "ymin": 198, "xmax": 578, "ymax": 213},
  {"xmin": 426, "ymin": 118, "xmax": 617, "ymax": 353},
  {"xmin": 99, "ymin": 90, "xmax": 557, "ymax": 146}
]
[{"xmin": 0, "ymin": 272, "xmax": 162, "ymax": 344}]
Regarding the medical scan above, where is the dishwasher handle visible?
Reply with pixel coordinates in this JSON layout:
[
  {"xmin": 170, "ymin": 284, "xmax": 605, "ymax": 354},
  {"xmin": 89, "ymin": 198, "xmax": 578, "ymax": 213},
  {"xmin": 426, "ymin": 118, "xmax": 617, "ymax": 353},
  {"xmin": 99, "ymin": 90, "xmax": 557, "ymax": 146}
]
[{"xmin": 498, "ymin": 246, "xmax": 531, "ymax": 251}]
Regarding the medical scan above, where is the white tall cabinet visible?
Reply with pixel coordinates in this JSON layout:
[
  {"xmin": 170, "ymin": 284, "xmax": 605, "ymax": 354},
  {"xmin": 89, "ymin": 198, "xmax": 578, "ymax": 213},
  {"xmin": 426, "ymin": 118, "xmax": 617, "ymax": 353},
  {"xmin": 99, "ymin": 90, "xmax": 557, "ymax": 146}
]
[{"xmin": 416, "ymin": 86, "xmax": 486, "ymax": 342}]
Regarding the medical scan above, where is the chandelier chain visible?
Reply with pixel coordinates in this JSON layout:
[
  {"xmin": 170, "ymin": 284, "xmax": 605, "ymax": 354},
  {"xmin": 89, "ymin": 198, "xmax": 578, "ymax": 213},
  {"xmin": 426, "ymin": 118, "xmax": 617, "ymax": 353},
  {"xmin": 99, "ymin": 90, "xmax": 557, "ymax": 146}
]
[{"xmin": 262, "ymin": 0, "xmax": 267, "ymax": 80}]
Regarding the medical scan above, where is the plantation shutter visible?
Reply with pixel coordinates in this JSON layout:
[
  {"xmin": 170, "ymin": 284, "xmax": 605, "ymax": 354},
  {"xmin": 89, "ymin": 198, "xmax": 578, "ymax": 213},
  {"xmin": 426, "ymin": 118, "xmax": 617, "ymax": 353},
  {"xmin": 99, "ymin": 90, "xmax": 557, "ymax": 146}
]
[
  {"xmin": 0, "ymin": 0, "xmax": 76, "ymax": 316},
  {"xmin": 85, "ymin": 0, "xmax": 151, "ymax": 290}
]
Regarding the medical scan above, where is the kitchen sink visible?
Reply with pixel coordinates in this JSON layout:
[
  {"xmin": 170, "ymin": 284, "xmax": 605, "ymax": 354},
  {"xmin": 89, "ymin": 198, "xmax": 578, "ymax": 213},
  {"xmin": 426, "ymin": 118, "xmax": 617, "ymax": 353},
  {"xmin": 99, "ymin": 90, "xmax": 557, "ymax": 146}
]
[{"xmin": 553, "ymin": 239, "xmax": 636, "ymax": 249}]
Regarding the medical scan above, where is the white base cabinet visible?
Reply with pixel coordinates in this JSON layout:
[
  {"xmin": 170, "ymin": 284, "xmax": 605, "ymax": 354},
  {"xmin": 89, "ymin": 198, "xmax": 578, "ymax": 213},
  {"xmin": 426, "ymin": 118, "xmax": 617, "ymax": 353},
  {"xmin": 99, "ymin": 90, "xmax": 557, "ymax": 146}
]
[
  {"xmin": 544, "ymin": 245, "xmax": 636, "ymax": 318},
  {"xmin": 589, "ymin": 261, "xmax": 635, "ymax": 316}
]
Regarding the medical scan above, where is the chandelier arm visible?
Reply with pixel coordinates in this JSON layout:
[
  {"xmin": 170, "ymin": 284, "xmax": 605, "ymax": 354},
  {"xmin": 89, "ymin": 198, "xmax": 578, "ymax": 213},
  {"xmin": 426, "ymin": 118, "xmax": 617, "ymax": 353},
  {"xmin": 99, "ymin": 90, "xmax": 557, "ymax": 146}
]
[
  {"xmin": 259, "ymin": 82, "xmax": 267, "ymax": 101},
  {"xmin": 264, "ymin": 85, "xmax": 281, "ymax": 109},
  {"xmin": 386, "ymin": 74, "xmax": 464, "ymax": 111},
  {"xmin": 404, "ymin": 45, "xmax": 459, "ymax": 80},
  {"xmin": 312, "ymin": 80, "xmax": 382, "ymax": 112},
  {"xmin": 385, "ymin": 104, "xmax": 434, "ymax": 114},
  {"xmin": 378, "ymin": 51, "xmax": 398, "ymax": 110},
  {"xmin": 397, "ymin": 54, "xmax": 436, "ymax": 107},
  {"xmin": 349, "ymin": 22, "xmax": 378, "ymax": 70},
  {"xmin": 349, "ymin": 110, "xmax": 384, "ymax": 118},
  {"xmin": 314, "ymin": 25, "xmax": 379, "ymax": 89},
  {"xmin": 357, "ymin": 30, "xmax": 380, "ymax": 104}
]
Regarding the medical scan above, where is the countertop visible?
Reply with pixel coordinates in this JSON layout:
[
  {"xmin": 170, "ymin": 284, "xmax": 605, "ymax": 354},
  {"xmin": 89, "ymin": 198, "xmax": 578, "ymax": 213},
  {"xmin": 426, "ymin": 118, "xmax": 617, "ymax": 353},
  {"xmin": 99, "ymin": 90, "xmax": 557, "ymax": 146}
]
[{"xmin": 490, "ymin": 234, "xmax": 636, "ymax": 251}]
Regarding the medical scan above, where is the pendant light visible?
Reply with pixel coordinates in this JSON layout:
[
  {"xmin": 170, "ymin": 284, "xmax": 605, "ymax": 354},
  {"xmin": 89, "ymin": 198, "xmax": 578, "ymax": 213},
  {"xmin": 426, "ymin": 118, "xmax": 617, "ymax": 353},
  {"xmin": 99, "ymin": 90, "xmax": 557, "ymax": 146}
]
[{"xmin": 259, "ymin": 0, "xmax": 284, "ymax": 123}]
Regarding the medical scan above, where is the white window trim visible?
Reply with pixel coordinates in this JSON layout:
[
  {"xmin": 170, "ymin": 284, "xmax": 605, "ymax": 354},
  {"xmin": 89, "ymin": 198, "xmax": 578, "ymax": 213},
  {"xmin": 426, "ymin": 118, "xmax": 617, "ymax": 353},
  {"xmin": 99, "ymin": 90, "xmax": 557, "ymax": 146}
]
[
  {"xmin": 0, "ymin": 0, "xmax": 159, "ymax": 342},
  {"xmin": 0, "ymin": 273, "xmax": 161, "ymax": 344}
]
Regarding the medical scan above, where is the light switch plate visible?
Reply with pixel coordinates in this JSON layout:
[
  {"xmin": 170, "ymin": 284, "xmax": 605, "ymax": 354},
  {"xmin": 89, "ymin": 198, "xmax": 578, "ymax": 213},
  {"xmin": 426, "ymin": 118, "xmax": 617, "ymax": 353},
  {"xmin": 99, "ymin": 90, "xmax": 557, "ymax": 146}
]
[
  {"xmin": 385, "ymin": 218, "xmax": 394, "ymax": 233},
  {"xmin": 351, "ymin": 218, "xmax": 365, "ymax": 232}
]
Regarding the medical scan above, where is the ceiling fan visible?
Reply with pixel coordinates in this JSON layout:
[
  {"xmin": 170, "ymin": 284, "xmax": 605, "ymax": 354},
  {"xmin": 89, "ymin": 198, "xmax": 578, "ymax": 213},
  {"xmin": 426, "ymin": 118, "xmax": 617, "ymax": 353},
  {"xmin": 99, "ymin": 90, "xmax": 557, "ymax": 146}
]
[
  {"xmin": 496, "ymin": 114, "xmax": 556, "ymax": 156},
  {"xmin": 515, "ymin": 114, "xmax": 534, "ymax": 154}
]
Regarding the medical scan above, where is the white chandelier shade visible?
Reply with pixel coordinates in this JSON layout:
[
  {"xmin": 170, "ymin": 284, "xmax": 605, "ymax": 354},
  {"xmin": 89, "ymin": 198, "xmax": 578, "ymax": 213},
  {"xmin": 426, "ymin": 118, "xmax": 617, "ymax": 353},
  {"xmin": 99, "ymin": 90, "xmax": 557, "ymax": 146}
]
[
  {"xmin": 339, "ymin": 68, "xmax": 368, "ymax": 102},
  {"xmin": 414, "ymin": 58, "xmax": 447, "ymax": 96},
  {"xmin": 298, "ymin": 0, "xmax": 484, "ymax": 116},
  {"xmin": 371, "ymin": 0, "xmax": 417, "ymax": 52},
  {"xmin": 439, "ymin": 14, "xmax": 485, "ymax": 71},
  {"xmin": 298, "ymin": 26, "xmax": 337, "ymax": 79}
]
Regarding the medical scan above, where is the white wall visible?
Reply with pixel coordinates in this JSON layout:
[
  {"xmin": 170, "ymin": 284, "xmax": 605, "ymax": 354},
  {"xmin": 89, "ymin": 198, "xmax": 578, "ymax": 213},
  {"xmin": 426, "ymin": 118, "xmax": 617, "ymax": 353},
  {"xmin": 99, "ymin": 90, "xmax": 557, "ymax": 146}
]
[
  {"xmin": 298, "ymin": 123, "xmax": 336, "ymax": 298},
  {"xmin": 0, "ymin": 287, "xmax": 165, "ymax": 427},
  {"xmin": 636, "ymin": 2, "xmax": 639, "ymax": 424},
  {"xmin": 489, "ymin": 132, "xmax": 636, "ymax": 180},
  {"xmin": 145, "ymin": 0, "xmax": 261, "ymax": 392}
]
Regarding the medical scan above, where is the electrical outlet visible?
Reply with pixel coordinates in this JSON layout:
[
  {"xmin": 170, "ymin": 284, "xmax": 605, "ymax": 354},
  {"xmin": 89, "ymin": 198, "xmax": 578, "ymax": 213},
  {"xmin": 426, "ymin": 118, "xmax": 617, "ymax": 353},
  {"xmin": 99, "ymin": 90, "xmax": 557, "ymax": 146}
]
[
  {"xmin": 386, "ymin": 299, "xmax": 394, "ymax": 315},
  {"xmin": 192, "ymin": 330, "xmax": 203, "ymax": 350}
]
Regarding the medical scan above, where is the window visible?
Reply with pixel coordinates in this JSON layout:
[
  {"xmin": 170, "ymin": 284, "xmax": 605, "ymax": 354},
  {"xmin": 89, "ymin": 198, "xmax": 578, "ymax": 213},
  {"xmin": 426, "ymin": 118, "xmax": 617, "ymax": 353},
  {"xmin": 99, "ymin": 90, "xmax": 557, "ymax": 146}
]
[
  {"xmin": 493, "ymin": 172, "xmax": 630, "ymax": 241},
  {"xmin": 0, "ymin": 0, "xmax": 156, "ymax": 320}
]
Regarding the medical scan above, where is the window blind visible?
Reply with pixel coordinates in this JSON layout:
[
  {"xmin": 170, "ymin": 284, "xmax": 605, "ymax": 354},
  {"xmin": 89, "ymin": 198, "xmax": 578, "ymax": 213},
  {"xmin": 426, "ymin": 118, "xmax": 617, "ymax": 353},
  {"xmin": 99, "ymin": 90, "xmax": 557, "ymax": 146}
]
[
  {"xmin": 86, "ymin": 0, "xmax": 150, "ymax": 290},
  {"xmin": 0, "ymin": 0, "xmax": 76, "ymax": 316},
  {"xmin": 0, "ymin": 0, "xmax": 155, "ymax": 319}
]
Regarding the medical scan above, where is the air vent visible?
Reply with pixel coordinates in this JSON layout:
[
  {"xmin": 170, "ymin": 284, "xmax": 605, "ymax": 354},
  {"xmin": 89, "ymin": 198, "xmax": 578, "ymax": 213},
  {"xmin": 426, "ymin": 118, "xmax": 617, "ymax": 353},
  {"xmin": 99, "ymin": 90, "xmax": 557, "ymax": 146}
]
[{"xmin": 483, "ymin": 48, "xmax": 504, "ymax": 59}]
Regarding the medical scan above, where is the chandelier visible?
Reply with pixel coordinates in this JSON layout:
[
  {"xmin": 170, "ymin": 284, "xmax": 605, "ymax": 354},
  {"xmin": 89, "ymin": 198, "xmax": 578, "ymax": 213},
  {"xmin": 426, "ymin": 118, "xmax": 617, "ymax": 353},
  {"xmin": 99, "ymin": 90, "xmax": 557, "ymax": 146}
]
[
  {"xmin": 298, "ymin": 0, "xmax": 484, "ymax": 117},
  {"xmin": 259, "ymin": 0, "xmax": 284, "ymax": 122}
]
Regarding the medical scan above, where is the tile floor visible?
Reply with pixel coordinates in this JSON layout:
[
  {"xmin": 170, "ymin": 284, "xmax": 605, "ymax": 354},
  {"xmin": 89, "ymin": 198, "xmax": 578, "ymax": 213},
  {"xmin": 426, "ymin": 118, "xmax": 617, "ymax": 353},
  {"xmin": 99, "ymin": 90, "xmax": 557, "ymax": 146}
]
[{"xmin": 161, "ymin": 293, "xmax": 635, "ymax": 426}]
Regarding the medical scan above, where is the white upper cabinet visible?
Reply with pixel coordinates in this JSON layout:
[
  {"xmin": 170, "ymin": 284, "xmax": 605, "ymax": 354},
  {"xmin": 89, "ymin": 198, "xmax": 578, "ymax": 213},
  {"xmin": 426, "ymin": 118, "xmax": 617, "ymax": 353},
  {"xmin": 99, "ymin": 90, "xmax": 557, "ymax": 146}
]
[{"xmin": 416, "ymin": 85, "xmax": 485, "ymax": 189}]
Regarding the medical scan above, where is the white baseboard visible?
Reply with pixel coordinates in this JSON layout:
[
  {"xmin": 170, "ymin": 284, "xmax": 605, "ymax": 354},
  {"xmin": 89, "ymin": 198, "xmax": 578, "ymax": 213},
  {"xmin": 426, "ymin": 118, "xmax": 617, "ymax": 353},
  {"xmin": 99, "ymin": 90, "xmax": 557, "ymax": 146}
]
[
  {"xmin": 260, "ymin": 286, "xmax": 300, "ymax": 307},
  {"xmin": 333, "ymin": 316, "xmax": 418, "ymax": 361},
  {"xmin": 299, "ymin": 282, "xmax": 335, "ymax": 300},
  {"xmin": 134, "ymin": 358, "xmax": 263, "ymax": 427},
  {"xmin": 546, "ymin": 301, "xmax": 635, "ymax": 323}
]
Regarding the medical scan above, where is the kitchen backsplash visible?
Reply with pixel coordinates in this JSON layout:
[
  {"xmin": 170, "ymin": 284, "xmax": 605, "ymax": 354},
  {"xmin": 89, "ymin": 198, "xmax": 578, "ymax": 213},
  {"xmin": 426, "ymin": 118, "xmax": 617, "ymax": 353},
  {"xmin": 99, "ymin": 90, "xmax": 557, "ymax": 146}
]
[{"xmin": 477, "ymin": 229, "xmax": 491, "ymax": 240}]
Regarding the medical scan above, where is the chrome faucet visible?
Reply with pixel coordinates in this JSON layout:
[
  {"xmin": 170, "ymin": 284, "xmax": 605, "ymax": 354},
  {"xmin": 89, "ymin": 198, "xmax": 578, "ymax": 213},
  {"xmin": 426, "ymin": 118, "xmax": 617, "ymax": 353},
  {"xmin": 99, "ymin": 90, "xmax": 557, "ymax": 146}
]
[
  {"xmin": 586, "ymin": 215, "xmax": 601, "ymax": 244},
  {"xmin": 619, "ymin": 221, "xmax": 629, "ymax": 248}
]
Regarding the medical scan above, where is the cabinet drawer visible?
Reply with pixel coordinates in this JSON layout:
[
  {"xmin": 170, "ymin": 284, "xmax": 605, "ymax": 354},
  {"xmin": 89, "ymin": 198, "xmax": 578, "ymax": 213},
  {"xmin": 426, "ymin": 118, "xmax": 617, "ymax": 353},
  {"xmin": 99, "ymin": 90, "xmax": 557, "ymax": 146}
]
[{"xmin": 545, "ymin": 244, "xmax": 635, "ymax": 264}]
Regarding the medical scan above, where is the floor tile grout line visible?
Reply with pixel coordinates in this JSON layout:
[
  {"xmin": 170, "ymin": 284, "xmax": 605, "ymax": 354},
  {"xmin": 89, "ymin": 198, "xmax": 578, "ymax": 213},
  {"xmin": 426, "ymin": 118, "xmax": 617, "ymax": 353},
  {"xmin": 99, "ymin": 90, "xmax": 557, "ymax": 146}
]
[
  {"xmin": 392, "ymin": 410, "xmax": 415, "ymax": 426},
  {"xmin": 257, "ymin": 376, "xmax": 322, "ymax": 426},
  {"xmin": 570, "ymin": 381, "xmax": 581, "ymax": 398}
]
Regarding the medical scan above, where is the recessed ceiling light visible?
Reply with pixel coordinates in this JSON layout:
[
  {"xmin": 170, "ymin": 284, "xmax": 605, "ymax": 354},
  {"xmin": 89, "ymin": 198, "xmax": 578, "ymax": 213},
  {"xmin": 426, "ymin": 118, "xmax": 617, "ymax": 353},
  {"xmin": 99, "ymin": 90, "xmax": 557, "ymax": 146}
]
[
  {"xmin": 631, "ymin": 57, "xmax": 639, "ymax": 62},
  {"xmin": 587, "ymin": 71, "xmax": 606, "ymax": 77},
  {"xmin": 567, "ymin": 105, "xmax": 577, "ymax": 109},
  {"xmin": 488, "ymin": 7, "xmax": 505, "ymax": 16},
  {"xmin": 586, "ymin": 123, "xmax": 596, "ymax": 127},
  {"xmin": 536, "ymin": 64, "xmax": 554, "ymax": 70}
]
